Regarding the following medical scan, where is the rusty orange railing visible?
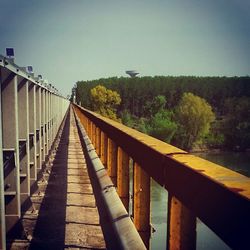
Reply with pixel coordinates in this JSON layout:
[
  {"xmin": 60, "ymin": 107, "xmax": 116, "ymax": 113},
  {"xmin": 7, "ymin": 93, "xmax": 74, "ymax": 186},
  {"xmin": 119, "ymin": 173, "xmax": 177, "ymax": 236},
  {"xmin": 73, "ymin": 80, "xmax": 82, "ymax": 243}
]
[{"xmin": 73, "ymin": 104, "xmax": 250, "ymax": 250}]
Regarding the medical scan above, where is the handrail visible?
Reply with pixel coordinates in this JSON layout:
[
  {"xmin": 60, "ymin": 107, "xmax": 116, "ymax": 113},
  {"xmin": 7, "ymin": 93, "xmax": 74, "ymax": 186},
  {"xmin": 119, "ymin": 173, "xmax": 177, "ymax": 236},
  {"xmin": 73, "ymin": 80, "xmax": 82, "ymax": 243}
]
[
  {"xmin": 74, "ymin": 110, "xmax": 146, "ymax": 249},
  {"xmin": 73, "ymin": 104, "xmax": 250, "ymax": 250}
]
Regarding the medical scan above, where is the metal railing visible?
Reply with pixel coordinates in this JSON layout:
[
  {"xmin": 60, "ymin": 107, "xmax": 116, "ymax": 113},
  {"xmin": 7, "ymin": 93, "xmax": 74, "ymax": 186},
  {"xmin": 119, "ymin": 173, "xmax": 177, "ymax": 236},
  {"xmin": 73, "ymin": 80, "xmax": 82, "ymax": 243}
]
[
  {"xmin": 73, "ymin": 104, "xmax": 250, "ymax": 250},
  {"xmin": 0, "ymin": 56, "xmax": 69, "ymax": 250},
  {"xmin": 74, "ymin": 109, "xmax": 146, "ymax": 249}
]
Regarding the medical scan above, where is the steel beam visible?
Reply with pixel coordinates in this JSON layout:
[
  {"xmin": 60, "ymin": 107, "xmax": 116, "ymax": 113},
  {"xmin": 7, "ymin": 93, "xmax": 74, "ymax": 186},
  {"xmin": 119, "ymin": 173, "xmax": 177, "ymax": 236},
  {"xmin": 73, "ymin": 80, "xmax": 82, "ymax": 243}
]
[
  {"xmin": 1, "ymin": 69, "xmax": 21, "ymax": 234},
  {"xmin": 28, "ymin": 83, "xmax": 37, "ymax": 185},
  {"xmin": 36, "ymin": 87, "xmax": 42, "ymax": 170},
  {"xmin": 0, "ymin": 68, "xmax": 6, "ymax": 250},
  {"xmin": 0, "ymin": 57, "xmax": 69, "ymax": 248},
  {"xmin": 17, "ymin": 77, "xmax": 30, "ymax": 208}
]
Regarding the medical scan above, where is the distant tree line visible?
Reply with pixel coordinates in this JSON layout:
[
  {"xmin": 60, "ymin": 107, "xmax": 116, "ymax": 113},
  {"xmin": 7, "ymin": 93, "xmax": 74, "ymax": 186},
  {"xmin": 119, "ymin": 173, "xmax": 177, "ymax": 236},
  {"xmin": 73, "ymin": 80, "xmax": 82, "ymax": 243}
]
[{"xmin": 74, "ymin": 76, "xmax": 250, "ymax": 151}]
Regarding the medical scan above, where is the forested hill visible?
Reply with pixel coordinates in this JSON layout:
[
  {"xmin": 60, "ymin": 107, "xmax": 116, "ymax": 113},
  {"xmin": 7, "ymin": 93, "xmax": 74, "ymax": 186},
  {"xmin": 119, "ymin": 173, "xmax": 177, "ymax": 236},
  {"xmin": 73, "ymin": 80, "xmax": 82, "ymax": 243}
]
[
  {"xmin": 75, "ymin": 76, "xmax": 250, "ymax": 151},
  {"xmin": 76, "ymin": 76, "xmax": 250, "ymax": 116}
]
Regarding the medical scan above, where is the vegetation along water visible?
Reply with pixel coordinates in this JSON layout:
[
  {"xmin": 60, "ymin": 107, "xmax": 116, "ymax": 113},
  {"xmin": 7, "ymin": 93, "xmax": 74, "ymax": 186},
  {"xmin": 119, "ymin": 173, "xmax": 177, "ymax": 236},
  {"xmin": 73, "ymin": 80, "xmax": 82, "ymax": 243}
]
[{"xmin": 74, "ymin": 75, "xmax": 250, "ymax": 152}]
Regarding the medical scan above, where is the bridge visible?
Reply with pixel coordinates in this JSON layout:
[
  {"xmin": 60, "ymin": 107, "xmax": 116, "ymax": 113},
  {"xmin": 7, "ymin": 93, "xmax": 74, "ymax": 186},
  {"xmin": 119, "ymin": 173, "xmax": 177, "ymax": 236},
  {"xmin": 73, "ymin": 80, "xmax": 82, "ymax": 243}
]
[{"xmin": 0, "ymin": 56, "xmax": 250, "ymax": 250}]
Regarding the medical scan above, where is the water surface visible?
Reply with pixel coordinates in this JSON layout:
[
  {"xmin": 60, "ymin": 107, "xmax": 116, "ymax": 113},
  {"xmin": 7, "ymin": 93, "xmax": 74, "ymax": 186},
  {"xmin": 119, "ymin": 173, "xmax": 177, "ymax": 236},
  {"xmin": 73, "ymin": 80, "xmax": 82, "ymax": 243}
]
[{"xmin": 150, "ymin": 152, "xmax": 250, "ymax": 249}]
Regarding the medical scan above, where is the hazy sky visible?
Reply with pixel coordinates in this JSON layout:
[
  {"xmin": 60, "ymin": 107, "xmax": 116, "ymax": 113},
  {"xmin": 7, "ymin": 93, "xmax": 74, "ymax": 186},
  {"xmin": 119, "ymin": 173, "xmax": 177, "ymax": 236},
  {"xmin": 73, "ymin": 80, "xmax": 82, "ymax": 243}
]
[{"xmin": 0, "ymin": 0, "xmax": 249, "ymax": 96}]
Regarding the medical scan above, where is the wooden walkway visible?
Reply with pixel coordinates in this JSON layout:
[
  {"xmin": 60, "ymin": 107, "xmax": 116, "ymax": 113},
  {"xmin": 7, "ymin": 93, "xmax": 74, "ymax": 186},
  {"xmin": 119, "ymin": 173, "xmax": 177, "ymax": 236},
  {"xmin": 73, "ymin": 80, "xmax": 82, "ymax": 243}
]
[{"xmin": 9, "ymin": 108, "xmax": 106, "ymax": 249}]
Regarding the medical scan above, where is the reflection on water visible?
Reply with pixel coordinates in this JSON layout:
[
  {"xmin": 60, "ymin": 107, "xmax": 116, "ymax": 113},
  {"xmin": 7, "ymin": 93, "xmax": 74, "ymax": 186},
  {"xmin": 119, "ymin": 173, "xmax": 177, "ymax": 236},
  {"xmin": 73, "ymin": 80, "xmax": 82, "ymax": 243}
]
[
  {"xmin": 150, "ymin": 152, "xmax": 250, "ymax": 250},
  {"xmin": 150, "ymin": 179, "xmax": 168, "ymax": 250},
  {"xmin": 150, "ymin": 180, "xmax": 230, "ymax": 250}
]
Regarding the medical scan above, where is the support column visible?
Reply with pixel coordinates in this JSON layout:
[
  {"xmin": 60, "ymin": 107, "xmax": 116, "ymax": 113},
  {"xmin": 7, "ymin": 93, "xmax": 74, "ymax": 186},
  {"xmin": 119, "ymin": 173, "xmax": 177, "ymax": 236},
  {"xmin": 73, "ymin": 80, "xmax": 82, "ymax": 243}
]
[
  {"xmin": 41, "ymin": 88, "xmax": 45, "ymax": 163},
  {"xmin": 167, "ymin": 195, "xmax": 196, "ymax": 250},
  {"xmin": 44, "ymin": 90, "xmax": 48, "ymax": 156},
  {"xmin": 36, "ymin": 87, "xmax": 42, "ymax": 170},
  {"xmin": 133, "ymin": 162, "xmax": 150, "ymax": 248},
  {"xmin": 48, "ymin": 92, "xmax": 52, "ymax": 151},
  {"xmin": 51, "ymin": 94, "xmax": 56, "ymax": 142},
  {"xmin": 0, "ymin": 69, "xmax": 6, "ymax": 250},
  {"xmin": 45, "ymin": 90, "xmax": 49, "ymax": 154},
  {"xmin": 1, "ymin": 71, "xmax": 21, "ymax": 234},
  {"xmin": 117, "ymin": 147, "xmax": 129, "ymax": 210},
  {"xmin": 17, "ymin": 78, "xmax": 30, "ymax": 208},
  {"xmin": 28, "ymin": 83, "xmax": 37, "ymax": 186}
]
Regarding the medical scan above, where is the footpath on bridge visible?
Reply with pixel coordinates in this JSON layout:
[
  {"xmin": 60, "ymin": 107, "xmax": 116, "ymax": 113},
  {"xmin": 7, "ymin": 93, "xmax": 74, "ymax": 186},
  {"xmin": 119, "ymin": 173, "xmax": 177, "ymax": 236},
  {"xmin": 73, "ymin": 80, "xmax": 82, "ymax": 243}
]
[{"xmin": 11, "ymin": 108, "xmax": 106, "ymax": 249}]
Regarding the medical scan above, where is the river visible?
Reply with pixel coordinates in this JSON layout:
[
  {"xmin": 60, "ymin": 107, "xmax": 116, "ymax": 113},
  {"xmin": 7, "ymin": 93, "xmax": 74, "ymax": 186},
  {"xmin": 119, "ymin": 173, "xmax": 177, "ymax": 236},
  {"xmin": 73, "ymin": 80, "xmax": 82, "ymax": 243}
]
[{"xmin": 150, "ymin": 151, "xmax": 250, "ymax": 250}]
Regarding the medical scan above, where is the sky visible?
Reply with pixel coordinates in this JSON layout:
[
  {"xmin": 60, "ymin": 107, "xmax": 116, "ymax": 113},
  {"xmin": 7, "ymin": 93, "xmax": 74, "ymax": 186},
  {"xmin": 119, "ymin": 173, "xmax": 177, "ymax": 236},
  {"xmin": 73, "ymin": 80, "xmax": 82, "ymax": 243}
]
[{"xmin": 0, "ymin": 0, "xmax": 249, "ymax": 96}]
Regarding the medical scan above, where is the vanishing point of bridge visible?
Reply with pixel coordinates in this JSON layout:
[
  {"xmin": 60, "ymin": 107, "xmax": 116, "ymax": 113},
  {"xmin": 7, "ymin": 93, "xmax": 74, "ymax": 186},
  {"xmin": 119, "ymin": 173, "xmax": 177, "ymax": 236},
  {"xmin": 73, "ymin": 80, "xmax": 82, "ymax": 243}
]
[{"xmin": 0, "ymin": 56, "xmax": 250, "ymax": 250}]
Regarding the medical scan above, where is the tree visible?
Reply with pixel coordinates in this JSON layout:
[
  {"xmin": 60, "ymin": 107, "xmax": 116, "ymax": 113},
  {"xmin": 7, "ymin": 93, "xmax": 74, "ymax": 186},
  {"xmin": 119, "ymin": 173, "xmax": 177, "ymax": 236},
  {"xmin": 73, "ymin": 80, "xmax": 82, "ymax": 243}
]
[
  {"xmin": 143, "ymin": 95, "xmax": 166, "ymax": 117},
  {"xmin": 120, "ymin": 109, "xmax": 135, "ymax": 127},
  {"xmin": 142, "ymin": 95, "xmax": 177, "ymax": 143},
  {"xmin": 174, "ymin": 92, "xmax": 215, "ymax": 150},
  {"xmin": 147, "ymin": 110, "xmax": 177, "ymax": 143},
  {"xmin": 222, "ymin": 97, "xmax": 250, "ymax": 150},
  {"xmin": 75, "ymin": 76, "xmax": 250, "ymax": 150},
  {"xmin": 90, "ymin": 85, "xmax": 121, "ymax": 120}
]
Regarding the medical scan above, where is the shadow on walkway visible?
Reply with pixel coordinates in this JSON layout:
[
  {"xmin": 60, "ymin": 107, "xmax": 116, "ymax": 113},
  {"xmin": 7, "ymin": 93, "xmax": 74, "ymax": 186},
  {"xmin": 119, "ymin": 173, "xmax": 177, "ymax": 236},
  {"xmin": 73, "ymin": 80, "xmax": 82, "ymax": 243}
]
[{"xmin": 29, "ymin": 114, "xmax": 70, "ymax": 250}]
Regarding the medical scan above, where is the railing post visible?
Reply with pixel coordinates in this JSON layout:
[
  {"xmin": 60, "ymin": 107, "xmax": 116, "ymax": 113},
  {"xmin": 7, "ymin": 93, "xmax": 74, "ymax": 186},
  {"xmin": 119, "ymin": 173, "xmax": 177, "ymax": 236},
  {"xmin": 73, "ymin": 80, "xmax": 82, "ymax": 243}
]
[
  {"xmin": 88, "ymin": 120, "xmax": 92, "ymax": 141},
  {"xmin": 100, "ymin": 132, "xmax": 108, "ymax": 167},
  {"xmin": 133, "ymin": 162, "xmax": 150, "ymax": 248},
  {"xmin": 107, "ymin": 138, "xmax": 117, "ymax": 186},
  {"xmin": 96, "ymin": 127, "xmax": 101, "ymax": 157},
  {"xmin": 95, "ymin": 127, "xmax": 100, "ymax": 155},
  {"xmin": 95, "ymin": 125, "xmax": 98, "ymax": 149},
  {"xmin": 84, "ymin": 115, "xmax": 88, "ymax": 129},
  {"xmin": 117, "ymin": 147, "xmax": 129, "ymax": 211},
  {"xmin": 92, "ymin": 123, "xmax": 96, "ymax": 148},
  {"xmin": 167, "ymin": 195, "xmax": 196, "ymax": 250}
]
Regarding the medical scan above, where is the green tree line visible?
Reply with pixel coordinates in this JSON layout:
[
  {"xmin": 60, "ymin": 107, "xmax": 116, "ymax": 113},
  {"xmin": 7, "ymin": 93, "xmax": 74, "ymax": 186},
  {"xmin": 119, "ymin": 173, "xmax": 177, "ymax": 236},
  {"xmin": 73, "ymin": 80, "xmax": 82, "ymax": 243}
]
[{"xmin": 74, "ymin": 76, "xmax": 250, "ymax": 151}]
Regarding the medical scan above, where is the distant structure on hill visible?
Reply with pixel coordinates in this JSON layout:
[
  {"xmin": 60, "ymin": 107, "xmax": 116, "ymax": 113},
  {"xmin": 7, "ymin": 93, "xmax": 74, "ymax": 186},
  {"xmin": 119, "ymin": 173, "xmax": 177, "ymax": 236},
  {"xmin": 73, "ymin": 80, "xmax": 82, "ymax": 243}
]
[{"xmin": 126, "ymin": 70, "xmax": 139, "ymax": 77}]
